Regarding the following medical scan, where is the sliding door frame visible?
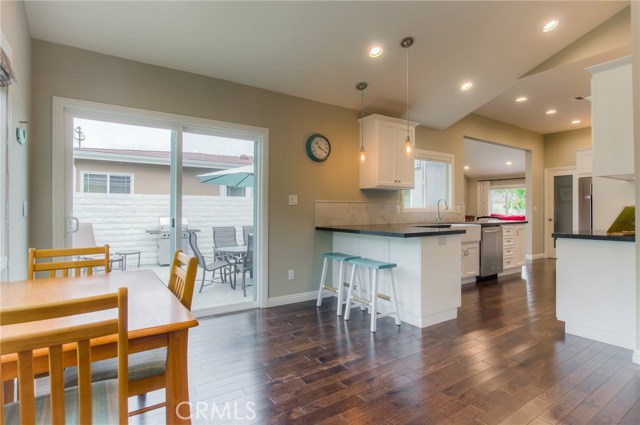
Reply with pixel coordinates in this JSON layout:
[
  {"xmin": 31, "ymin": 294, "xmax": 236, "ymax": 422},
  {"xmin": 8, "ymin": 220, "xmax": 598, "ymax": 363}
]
[{"xmin": 52, "ymin": 97, "xmax": 269, "ymax": 308}]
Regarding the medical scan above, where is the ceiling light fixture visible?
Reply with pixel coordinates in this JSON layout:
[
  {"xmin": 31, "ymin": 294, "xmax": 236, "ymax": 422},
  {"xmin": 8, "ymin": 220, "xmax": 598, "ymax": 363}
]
[
  {"xmin": 357, "ymin": 82, "xmax": 368, "ymax": 162},
  {"xmin": 546, "ymin": 109, "xmax": 557, "ymax": 115},
  {"xmin": 369, "ymin": 46, "xmax": 383, "ymax": 58},
  {"xmin": 543, "ymin": 20, "xmax": 558, "ymax": 32},
  {"xmin": 401, "ymin": 36, "xmax": 414, "ymax": 157},
  {"xmin": 460, "ymin": 81, "xmax": 473, "ymax": 91},
  {"xmin": 571, "ymin": 119, "xmax": 581, "ymax": 124},
  {"xmin": 464, "ymin": 165, "xmax": 470, "ymax": 170},
  {"xmin": 506, "ymin": 161, "xmax": 512, "ymax": 166},
  {"xmin": 515, "ymin": 96, "xmax": 528, "ymax": 102}
]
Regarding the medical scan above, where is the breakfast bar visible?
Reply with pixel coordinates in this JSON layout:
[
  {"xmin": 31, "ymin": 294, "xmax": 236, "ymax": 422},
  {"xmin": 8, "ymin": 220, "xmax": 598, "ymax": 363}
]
[{"xmin": 316, "ymin": 224, "xmax": 465, "ymax": 328}]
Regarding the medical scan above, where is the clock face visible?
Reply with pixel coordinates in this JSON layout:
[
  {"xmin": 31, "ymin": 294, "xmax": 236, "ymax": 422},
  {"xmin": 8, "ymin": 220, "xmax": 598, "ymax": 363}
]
[{"xmin": 306, "ymin": 134, "xmax": 331, "ymax": 162}]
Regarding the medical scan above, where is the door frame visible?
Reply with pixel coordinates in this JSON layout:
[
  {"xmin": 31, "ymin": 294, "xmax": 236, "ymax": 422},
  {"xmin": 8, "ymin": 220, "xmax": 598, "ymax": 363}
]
[
  {"xmin": 544, "ymin": 166, "xmax": 575, "ymax": 258},
  {"xmin": 51, "ymin": 97, "xmax": 270, "ymax": 308}
]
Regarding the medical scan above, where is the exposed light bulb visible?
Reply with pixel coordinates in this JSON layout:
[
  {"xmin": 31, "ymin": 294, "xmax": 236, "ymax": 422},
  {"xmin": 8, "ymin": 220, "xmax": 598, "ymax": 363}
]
[
  {"xmin": 360, "ymin": 146, "xmax": 366, "ymax": 162},
  {"xmin": 403, "ymin": 135, "xmax": 413, "ymax": 157},
  {"xmin": 464, "ymin": 165, "xmax": 470, "ymax": 170}
]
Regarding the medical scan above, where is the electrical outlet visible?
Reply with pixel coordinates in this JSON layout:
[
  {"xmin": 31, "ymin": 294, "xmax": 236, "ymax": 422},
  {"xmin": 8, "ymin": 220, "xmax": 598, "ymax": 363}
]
[
  {"xmin": 288, "ymin": 269, "xmax": 295, "ymax": 280},
  {"xmin": 288, "ymin": 195, "xmax": 298, "ymax": 206}
]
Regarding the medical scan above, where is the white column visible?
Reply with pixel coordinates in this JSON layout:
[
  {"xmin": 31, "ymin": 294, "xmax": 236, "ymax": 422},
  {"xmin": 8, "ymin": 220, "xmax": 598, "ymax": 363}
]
[{"xmin": 632, "ymin": 1, "xmax": 640, "ymax": 364}]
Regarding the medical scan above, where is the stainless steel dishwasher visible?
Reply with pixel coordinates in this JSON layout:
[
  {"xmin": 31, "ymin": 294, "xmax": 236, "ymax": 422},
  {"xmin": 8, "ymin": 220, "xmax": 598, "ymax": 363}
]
[{"xmin": 479, "ymin": 225, "xmax": 503, "ymax": 279}]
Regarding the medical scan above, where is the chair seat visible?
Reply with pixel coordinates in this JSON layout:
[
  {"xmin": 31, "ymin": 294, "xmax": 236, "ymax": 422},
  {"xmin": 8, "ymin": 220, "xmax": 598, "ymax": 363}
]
[
  {"xmin": 64, "ymin": 348, "xmax": 167, "ymax": 387},
  {"xmin": 4, "ymin": 379, "xmax": 119, "ymax": 424},
  {"xmin": 322, "ymin": 252, "xmax": 361, "ymax": 262},
  {"xmin": 205, "ymin": 259, "xmax": 230, "ymax": 271},
  {"xmin": 348, "ymin": 257, "xmax": 397, "ymax": 269}
]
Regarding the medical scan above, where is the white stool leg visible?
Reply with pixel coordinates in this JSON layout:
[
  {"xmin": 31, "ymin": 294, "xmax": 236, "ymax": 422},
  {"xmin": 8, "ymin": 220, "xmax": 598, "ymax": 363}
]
[
  {"xmin": 316, "ymin": 257, "xmax": 328, "ymax": 307},
  {"xmin": 389, "ymin": 269, "xmax": 401, "ymax": 326},
  {"xmin": 336, "ymin": 260, "xmax": 345, "ymax": 316},
  {"xmin": 370, "ymin": 269, "xmax": 379, "ymax": 333},
  {"xmin": 344, "ymin": 264, "xmax": 357, "ymax": 321},
  {"xmin": 356, "ymin": 268, "xmax": 366, "ymax": 311}
]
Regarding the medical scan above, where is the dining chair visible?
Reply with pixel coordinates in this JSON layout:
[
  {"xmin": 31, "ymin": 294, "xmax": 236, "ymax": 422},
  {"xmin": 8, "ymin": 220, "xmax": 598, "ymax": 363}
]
[
  {"xmin": 0, "ymin": 287, "xmax": 128, "ymax": 425},
  {"xmin": 63, "ymin": 250, "xmax": 198, "ymax": 417},
  {"xmin": 188, "ymin": 230, "xmax": 232, "ymax": 293},
  {"xmin": 234, "ymin": 233, "xmax": 254, "ymax": 297},
  {"xmin": 242, "ymin": 225, "xmax": 254, "ymax": 245},
  {"xmin": 27, "ymin": 245, "xmax": 111, "ymax": 279},
  {"xmin": 213, "ymin": 226, "xmax": 240, "ymax": 284}
]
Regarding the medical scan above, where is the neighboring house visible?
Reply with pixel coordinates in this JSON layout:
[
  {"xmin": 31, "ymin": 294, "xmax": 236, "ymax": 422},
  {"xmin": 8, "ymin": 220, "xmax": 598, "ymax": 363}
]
[{"xmin": 73, "ymin": 147, "xmax": 254, "ymax": 197}]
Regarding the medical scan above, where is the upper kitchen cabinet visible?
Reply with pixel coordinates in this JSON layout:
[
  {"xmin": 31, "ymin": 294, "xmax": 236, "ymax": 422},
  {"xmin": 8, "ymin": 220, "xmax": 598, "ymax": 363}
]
[
  {"xmin": 358, "ymin": 114, "xmax": 418, "ymax": 190},
  {"xmin": 587, "ymin": 56, "xmax": 634, "ymax": 180}
]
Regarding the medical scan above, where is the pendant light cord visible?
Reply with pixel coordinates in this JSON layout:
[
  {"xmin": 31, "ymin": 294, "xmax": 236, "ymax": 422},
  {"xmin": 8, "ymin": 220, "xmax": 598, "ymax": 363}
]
[
  {"xmin": 361, "ymin": 87, "xmax": 365, "ymax": 149},
  {"xmin": 406, "ymin": 44, "xmax": 410, "ymax": 138}
]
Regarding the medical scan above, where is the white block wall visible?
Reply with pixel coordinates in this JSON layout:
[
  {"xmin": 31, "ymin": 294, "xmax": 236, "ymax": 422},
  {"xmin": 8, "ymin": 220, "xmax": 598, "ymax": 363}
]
[{"xmin": 73, "ymin": 193, "xmax": 253, "ymax": 265}]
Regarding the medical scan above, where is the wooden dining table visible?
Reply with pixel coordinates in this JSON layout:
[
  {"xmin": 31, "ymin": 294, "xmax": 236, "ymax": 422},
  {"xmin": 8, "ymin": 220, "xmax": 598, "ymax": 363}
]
[{"xmin": 0, "ymin": 269, "xmax": 199, "ymax": 424}]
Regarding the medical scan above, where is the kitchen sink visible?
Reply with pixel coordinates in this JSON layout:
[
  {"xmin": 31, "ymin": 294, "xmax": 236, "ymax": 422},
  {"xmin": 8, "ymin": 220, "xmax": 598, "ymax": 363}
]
[
  {"xmin": 413, "ymin": 223, "xmax": 481, "ymax": 242},
  {"xmin": 415, "ymin": 224, "xmax": 452, "ymax": 228}
]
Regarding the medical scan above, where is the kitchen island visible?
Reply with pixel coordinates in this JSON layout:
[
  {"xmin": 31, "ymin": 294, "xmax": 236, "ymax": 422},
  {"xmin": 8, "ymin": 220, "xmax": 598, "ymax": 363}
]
[
  {"xmin": 553, "ymin": 230, "xmax": 636, "ymax": 356},
  {"xmin": 316, "ymin": 224, "xmax": 465, "ymax": 328}
]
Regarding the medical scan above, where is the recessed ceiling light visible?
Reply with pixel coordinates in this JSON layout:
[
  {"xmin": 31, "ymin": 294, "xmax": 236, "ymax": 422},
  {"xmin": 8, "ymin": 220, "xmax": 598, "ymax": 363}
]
[
  {"xmin": 506, "ymin": 161, "xmax": 512, "ymax": 166},
  {"xmin": 543, "ymin": 20, "xmax": 558, "ymax": 32},
  {"xmin": 464, "ymin": 165, "xmax": 469, "ymax": 170},
  {"xmin": 515, "ymin": 96, "xmax": 528, "ymax": 103},
  {"xmin": 460, "ymin": 81, "xmax": 473, "ymax": 91},
  {"xmin": 571, "ymin": 119, "xmax": 581, "ymax": 124},
  {"xmin": 546, "ymin": 109, "xmax": 557, "ymax": 115},
  {"xmin": 369, "ymin": 46, "xmax": 383, "ymax": 58}
]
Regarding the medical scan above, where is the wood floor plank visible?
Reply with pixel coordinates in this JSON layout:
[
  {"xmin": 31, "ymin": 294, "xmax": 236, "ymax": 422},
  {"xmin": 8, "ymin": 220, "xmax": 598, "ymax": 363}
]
[{"xmin": 127, "ymin": 259, "xmax": 640, "ymax": 424}]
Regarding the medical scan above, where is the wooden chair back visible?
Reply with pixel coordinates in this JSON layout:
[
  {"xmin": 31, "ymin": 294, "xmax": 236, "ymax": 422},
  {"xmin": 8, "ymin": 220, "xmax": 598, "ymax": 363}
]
[
  {"xmin": 0, "ymin": 288, "xmax": 128, "ymax": 425},
  {"xmin": 167, "ymin": 250, "xmax": 198, "ymax": 310},
  {"xmin": 27, "ymin": 246, "xmax": 111, "ymax": 279}
]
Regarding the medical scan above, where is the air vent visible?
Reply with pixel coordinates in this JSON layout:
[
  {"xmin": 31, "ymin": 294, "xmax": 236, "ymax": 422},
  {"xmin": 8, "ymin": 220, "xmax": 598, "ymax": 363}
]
[{"xmin": 571, "ymin": 95, "xmax": 591, "ymax": 102}]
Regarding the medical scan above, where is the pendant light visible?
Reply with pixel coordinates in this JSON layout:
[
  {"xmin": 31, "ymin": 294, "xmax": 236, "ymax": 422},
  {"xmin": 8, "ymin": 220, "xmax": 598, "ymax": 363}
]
[
  {"xmin": 356, "ymin": 81, "xmax": 368, "ymax": 162},
  {"xmin": 401, "ymin": 36, "xmax": 414, "ymax": 157}
]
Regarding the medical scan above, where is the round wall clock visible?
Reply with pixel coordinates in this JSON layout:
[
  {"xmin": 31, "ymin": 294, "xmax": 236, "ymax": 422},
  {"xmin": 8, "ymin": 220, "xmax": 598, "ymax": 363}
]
[{"xmin": 306, "ymin": 134, "xmax": 331, "ymax": 163}]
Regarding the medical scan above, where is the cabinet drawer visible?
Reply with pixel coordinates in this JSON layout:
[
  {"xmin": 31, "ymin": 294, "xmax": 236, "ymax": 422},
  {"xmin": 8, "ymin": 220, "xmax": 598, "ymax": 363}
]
[
  {"xmin": 503, "ymin": 255, "xmax": 515, "ymax": 268},
  {"xmin": 503, "ymin": 237, "xmax": 515, "ymax": 246},
  {"xmin": 503, "ymin": 226, "xmax": 515, "ymax": 236},
  {"xmin": 504, "ymin": 246, "xmax": 515, "ymax": 256}
]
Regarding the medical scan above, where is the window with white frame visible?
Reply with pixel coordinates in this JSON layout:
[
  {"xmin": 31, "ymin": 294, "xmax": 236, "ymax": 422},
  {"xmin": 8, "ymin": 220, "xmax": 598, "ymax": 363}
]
[
  {"xmin": 83, "ymin": 172, "xmax": 133, "ymax": 194},
  {"xmin": 489, "ymin": 180, "xmax": 525, "ymax": 215},
  {"xmin": 403, "ymin": 150, "xmax": 453, "ymax": 210},
  {"xmin": 221, "ymin": 185, "xmax": 252, "ymax": 198}
]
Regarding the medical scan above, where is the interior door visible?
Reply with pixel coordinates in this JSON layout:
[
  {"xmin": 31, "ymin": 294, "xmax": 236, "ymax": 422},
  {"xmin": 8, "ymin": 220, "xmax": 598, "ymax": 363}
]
[{"xmin": 545, "ymin": 170, "xmax": 574, "ymax": 258}]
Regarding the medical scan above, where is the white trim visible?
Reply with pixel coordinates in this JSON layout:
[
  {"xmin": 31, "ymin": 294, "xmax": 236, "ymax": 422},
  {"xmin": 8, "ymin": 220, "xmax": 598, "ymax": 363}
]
[
  {"xmin": 266, "ymin": 290, "xmax": 319, "ymax": 308},
  {"xmin": 52, "ymin": 96, "xmax": 270, "ymax": 310},
  {"xmin": 193, "ymin": 301, "xmax": 257, "ymax": 318},
  {"xmin": 543, "ymin": 166, "xmax": 576, "ymax": 258},
  {"xmin": 633, "ymin": 350, "xmax": 640, "ymax": 365},
  {"xmin": 526, "ymin": 253, "xmax": 546, "ymax": 261}
]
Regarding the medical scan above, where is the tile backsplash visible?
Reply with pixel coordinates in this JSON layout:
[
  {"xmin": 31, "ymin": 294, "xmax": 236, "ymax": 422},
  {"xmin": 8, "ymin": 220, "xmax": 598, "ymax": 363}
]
[{"xmin": 315, "ymin": 201, "xmax": 464, "ymax": 227}]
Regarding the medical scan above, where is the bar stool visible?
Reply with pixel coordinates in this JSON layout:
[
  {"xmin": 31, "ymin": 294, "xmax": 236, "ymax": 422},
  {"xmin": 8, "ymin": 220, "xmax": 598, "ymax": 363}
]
[
  {"xmin": 316, "ymin": 252, "xmax": 361, "ymax": 316},
  {"xmin": 344, "ymin": 258, "xmax": 401, "ymax": 332}
]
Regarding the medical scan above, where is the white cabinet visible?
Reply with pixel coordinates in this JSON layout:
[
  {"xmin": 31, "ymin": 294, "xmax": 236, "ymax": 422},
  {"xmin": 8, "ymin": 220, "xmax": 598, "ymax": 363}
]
[
  {"xmin": 575, "ymin": 149, "xmax": 593, "ymax": 176},
  {"xmin": 587, "ymin": 56, "xmax": 634, "ymax": 180},
  {"xmin": 502, "ymin": 224, "xmax": 525, "ymax": 273},
  {"xmin": 359, "ymin": 114, "xmax": 418, "ymax": 190},
  {"xmin": 461, "ymin": 242, "xmax": 479, "ymax": 278}
]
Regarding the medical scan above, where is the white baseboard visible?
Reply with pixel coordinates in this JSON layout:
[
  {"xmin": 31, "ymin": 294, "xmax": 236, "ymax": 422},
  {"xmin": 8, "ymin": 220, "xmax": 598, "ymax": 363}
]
[
  {"xmin": 634, "ymin": 350, "xmax": 640, "ymax": 365},
  {"xmin": 266, "ymin": 290, "xmax": 319, "ymax": 308},
  {"xmin": 526, "ymin": 253, "xmax": 546, "ymax": 261}
]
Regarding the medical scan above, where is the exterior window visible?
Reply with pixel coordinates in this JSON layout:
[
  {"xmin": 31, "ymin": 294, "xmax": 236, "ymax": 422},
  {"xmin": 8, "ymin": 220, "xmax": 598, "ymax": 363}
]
[
  {"xmin": 83, "ymin": 173, "xmax": 133, "ymax": 194},
  {"xmin": 490, "ymin": 187, "xmax": 525, "ymax": 215},
  {"xmin": 226, "ymin": 186, "xmax": 246, "ymax": 197},
  {"xmin": 403, "ymin": 150, "xmax": 453, "ymax": 210}
]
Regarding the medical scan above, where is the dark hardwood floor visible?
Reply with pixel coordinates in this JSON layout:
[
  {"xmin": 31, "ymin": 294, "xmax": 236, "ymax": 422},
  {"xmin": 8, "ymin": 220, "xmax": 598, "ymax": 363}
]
[{"xmin": 131, "ymin": 259, "xmax": 640, "ymax": 424}]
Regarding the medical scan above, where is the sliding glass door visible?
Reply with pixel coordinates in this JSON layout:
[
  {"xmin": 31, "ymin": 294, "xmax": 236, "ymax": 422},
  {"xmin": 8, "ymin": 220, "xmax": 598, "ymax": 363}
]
[{"xmin": 55, "ymin": 99, "xmax": 265, "ymax": 315}]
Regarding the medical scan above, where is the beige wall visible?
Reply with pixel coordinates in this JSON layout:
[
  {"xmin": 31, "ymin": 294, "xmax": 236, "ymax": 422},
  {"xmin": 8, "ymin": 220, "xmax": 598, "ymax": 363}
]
[
  {"xmin": 30, "ymin": 40, "xmax": 546, "ymax": 298},
  {"xmin": 2, "ymin": 0, "xmax": 31, "ymax": 279},
  {"xmin": 74, "ymin": 159, "xmax": 222, "ymax": 196},
  {"xmin": 544, "ymin": 128, "xmax": 592, "ymax": 169}
]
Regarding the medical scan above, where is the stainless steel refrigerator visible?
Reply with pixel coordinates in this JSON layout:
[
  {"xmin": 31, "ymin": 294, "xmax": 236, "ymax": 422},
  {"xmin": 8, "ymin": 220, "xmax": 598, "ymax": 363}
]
[{"xmin": 578, "ymin": 177, "xmax": 593, "ymax": 232}]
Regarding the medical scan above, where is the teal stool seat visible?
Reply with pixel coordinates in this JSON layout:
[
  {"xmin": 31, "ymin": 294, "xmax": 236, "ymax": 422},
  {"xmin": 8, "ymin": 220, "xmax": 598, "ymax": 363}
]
[
  {"xmin": 344, "ymin": 257, "xmax": 401, "ymax": 332},
  {"xmin": 316, "ymin": 252, "xmax": 361, "ymax": 316}
]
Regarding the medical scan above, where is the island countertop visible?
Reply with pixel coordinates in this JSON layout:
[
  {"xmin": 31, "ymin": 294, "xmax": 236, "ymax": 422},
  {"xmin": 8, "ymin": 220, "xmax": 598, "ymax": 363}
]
[
  {"xmin": 553, "ymin": 230, "xmax": 635, "ymax": 242},
  {"xmin": 315, "ymin": 224, "xmax": 466, "ymax": 238}
]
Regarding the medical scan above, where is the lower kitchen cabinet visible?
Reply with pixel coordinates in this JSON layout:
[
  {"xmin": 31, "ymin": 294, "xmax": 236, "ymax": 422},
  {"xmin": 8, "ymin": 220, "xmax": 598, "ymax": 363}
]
[
  {"xmin": 502, "ymin": 224, "xmax": 525, "ymax": 274},
  {"xmin": 461, "ymin": 242, "xmax": 479, "ymax": 278}
]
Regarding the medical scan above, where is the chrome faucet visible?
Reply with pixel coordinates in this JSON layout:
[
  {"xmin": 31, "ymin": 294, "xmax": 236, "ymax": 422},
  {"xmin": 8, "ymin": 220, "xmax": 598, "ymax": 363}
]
[{"xmin": 436, "ymin": 198, "xmax": 448, "ymax": 223}]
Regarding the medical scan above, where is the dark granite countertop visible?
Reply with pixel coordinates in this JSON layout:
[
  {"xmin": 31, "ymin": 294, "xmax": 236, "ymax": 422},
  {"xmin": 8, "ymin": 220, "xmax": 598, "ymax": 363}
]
[
  {"xmin": 553, "ymin": 230, "xmax": 635, "ymax": 242},
  {"xmin": 315, "ymin": 224, "xmax": 467, "ymax": 238},
  {"xmin": 466, "ymin": 220, "xmax": 528, "ymax": 227}
]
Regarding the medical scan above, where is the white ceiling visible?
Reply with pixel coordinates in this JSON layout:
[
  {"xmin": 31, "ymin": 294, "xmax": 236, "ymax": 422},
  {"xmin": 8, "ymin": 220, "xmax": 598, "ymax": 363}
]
[
  {"xmin": 24, "ymin": 1, "xmax": 629, "ymax": 134},
  {"xmin": 463, "ymin": 138, "xmax": 525, "ymax": 179}
]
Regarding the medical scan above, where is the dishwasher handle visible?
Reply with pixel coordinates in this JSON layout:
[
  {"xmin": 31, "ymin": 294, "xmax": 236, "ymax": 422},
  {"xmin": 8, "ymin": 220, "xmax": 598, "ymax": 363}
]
[{"xmin": 483, "ymin": 228, "xmax": 501, "ymax": 233}]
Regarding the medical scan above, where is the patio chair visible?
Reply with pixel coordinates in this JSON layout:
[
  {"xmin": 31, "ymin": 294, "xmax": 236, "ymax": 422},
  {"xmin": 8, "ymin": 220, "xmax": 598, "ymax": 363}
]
[
  {"xmin": 242, "ymin": 225, "xmax": 254, "ymax": 245},
  {"xmin": 189, "ymin": 230, "xmax": 232, "ymax": 293},
  {"xmin": 73, "ymin": 222, "xmax": 124, "ymax": 271},
  {"xmin": 233, "ymin": 233, "xmax": 254, "ymax": 297}
]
